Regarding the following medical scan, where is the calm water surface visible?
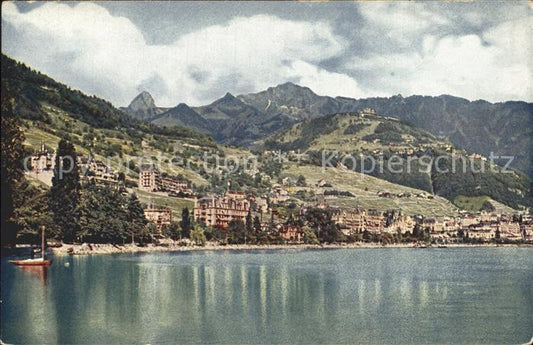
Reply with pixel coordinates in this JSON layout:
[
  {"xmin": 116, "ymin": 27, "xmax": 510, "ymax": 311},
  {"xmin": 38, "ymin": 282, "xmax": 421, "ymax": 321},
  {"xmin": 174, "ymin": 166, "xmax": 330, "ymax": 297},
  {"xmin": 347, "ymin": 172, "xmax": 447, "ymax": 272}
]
[{"xmin": 1, "ymin": 248, "xmax": 532, "ymax": 344}]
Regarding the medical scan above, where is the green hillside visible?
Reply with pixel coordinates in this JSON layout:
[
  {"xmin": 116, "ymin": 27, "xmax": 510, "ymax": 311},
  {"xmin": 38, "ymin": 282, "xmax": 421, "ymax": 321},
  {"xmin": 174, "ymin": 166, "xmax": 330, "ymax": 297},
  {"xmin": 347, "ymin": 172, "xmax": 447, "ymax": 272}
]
[
  {"xmin": 265, "ymin": 112, "xmax": 532, "ymax": 211},
  {"xmin": 1, "ymin": 54, "xmax": 216, "ymax": 207}
]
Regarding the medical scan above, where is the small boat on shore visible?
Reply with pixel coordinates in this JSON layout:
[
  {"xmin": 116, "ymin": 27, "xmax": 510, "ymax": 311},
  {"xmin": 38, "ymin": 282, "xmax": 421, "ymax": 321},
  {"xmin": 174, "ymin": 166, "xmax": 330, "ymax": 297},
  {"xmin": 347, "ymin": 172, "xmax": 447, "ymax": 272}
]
[
  {"xmin": 10, "ymin": 257, "xmax": 52, "ymax": 266},
  {"xmin": 10, "ymin": 226, "xmax": 52, "ymax": 266}
]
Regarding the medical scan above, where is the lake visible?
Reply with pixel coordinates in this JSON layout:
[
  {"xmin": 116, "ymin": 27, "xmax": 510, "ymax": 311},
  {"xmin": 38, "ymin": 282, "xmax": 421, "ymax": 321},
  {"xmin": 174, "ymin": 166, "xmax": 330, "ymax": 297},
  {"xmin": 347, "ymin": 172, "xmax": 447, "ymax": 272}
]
[{"xmin": 1, "ymin": 248, "xmax": 532, "ymax": 344}]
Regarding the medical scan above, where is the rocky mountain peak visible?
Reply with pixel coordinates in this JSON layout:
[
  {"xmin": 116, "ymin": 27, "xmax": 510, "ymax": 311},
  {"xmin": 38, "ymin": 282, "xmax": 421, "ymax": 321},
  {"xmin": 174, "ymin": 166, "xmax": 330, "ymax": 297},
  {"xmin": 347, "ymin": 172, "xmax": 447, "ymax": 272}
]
[
  {"xmin": 269, "ymin": 82, "xmax": 316, "ymax": 96},
  {"xmin": 128, "ymin": 91, "xmax": 156, "ymax": 111}
]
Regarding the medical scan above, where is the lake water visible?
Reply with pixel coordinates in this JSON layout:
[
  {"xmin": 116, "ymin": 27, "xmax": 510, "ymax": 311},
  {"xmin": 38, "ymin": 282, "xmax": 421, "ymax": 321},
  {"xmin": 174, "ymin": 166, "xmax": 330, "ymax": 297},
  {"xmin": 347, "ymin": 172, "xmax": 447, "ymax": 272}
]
[{"xmin": 1, "ymin": 248, "xmax": 532, "ymax": 344}]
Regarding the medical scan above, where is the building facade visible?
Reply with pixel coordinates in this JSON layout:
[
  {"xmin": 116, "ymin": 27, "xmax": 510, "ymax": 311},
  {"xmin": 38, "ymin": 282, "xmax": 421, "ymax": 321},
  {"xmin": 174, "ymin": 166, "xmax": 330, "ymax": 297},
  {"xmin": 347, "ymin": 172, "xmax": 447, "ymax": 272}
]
[
  {"xmin": 193, "ymin": 192, "xmax": 250, "ymax": 229},
  {"xmin": 144, "ymin": 208, "xmax": 172, "ymax": 232},
  {"xmin": 279, "ymin": 224, "xmax": 304, "ymax": 243},
  {"xmin": 139, "ymin": 164, "xmax": 161, "ymax": 192}
]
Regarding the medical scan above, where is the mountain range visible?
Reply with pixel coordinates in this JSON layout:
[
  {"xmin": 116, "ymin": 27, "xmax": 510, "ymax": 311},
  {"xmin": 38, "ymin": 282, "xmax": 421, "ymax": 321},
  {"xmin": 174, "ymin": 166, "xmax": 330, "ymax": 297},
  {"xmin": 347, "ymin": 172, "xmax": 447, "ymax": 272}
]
[
  {"xmin": 123, "ymin": 83, "xmax": 533, "ymax": 178},
  {"xmin": 2, "ymin": 53, "xmax": 531, "ymax": 213},
  {"xmin": 264, "ymin": 111, "xmax": 531, "ymax": 209}
]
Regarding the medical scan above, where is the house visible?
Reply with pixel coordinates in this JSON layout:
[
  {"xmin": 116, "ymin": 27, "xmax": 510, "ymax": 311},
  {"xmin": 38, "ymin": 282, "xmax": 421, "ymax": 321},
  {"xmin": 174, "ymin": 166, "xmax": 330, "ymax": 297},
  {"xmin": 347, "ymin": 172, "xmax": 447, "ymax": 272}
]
[
  {"xmin": 316, "ymin": 179, "xmax": 328, "ymax": 187},
  {"xmin": 333, "ymin": 208, "xmax": 384, "ymax": 235},
  {"xmin": 193, "ymin": 191, "xmax": 250, "ymax": 229},
  {"xmin": 79, "ymin": 158, "xmax": 116, "ymax": 182},
  {"xmin": 422, "ymin": 218, "xmax": 436, "ymax": 232},
  {"xmin": 144, "ymin": 208, "xmax": 172, "ymax": 232},
  {"xmin": 360, "ymin": 108, "xmax": 377, "ymax": 116},
  {"xmin": 334, "ymin": 209, "xmax": 365, "ymax": 235},
  {"xmin": 29, "ymin": 144, "xmax": 53, "ymax": 173},
  {"xmin": 279, "ymin": 224, "xmax": 303, "ymax": 243},
  {"xmin": 365, "ymin": 210, "xmax": 384, "ymax": 234},
  {"xmin": 26, "ymin": 144, "xmax": 55, "ymax": 185},
  {"xmin": 161, "ymin": 177, "xmax": 190, "ymax": 195},
  {"xmin": 139, "ymin": 164, "xmax": 161, "ymax": 192},
  {"xmin": 226, "ymin": 190, "xmax": 247, "ymax": 201},
  {"xmin": 385, "ymin": 215, "xmax": 414, "ymax": 234},
  {"xmin": 270, "ymin": 186, "xmax": 290, "ymax": 204},
  {"xmin": 250, "ymin": 195, "xmax": 268, "ymax": 213},
  {"xmin": 466, "ymin": 228, "xmax": 494, "ymax": 240}
]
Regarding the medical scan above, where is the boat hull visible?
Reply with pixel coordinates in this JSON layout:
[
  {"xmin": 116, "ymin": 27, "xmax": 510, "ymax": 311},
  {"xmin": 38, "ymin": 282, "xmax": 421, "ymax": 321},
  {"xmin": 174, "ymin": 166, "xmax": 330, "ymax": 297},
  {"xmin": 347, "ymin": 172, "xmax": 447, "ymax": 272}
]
[{"xmin": 10, "ymin": 259, "xmax": 52, "ymax": 266}]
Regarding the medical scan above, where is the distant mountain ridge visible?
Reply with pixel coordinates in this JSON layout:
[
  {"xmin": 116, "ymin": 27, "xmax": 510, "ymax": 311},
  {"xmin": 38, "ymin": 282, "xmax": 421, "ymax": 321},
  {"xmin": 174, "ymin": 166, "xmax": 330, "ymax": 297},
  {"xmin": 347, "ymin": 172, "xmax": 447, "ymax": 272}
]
[
  {"xmin": 125, "ymin": 83, "xmax": 532, "ymax": 177},
  {"xmin": 151, "ymin": 103, "xmax": 211, "ymax": 134}
]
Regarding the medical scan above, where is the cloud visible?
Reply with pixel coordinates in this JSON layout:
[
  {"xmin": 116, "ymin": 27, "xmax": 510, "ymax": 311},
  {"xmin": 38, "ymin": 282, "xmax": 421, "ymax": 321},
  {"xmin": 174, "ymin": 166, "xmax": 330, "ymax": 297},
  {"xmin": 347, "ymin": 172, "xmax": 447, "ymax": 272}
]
[
  {"xmin": 348, "ymin": 5, "xmax": 533, "ymax": 102},
  {"xmin": 285, "ymin": 60, "xmax": 362, "ymax": 98},
  {"xmin": 357, "ymin": 2, "xmax": 450, "ymax": 49},
  {"xmin": 1, "ymin": 2, "xmax": 362, "ymax": 106},
  {"xmin": 2, "ymin": 1, "xmax": 531, "ymax": 106}
]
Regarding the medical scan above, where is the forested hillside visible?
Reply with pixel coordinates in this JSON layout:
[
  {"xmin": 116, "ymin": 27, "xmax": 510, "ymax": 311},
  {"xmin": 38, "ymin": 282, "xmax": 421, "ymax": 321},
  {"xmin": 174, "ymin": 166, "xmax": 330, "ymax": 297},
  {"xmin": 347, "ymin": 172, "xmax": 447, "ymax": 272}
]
[{"xmin": 264, "ymin": 112, "xmax": 532, "ymax": 210}]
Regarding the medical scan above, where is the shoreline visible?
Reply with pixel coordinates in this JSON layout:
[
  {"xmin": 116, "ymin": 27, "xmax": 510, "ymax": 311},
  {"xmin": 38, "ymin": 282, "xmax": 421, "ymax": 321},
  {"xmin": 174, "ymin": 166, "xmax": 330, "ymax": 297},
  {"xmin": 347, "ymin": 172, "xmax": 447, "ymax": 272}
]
[{"xmin": 43, "ymin": 242, "xmax": 533, "ymax": 256}]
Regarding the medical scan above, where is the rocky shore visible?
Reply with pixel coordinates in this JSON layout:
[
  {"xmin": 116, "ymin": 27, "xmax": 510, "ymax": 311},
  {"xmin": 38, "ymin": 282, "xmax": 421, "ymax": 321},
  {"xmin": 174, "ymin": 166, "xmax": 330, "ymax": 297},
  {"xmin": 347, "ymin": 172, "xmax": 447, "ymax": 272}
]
[{"xmin": 48, "ymin": 242, "xmax": 530, "ymax": 256}]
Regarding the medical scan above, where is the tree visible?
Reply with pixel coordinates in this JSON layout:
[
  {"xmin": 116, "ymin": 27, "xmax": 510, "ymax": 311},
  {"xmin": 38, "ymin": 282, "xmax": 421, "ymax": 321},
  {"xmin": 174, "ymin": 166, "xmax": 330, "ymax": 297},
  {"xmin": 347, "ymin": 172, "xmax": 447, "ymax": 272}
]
[
  {"xmin": 481, "ymin": 200, "xmax": 495, "ymax": 212},
  {"xmin": 253, "ymin": 215, "xmax": 262, "ymax": 233},
  {"xmin": 77, "ymin": 181, "xmax": 99, "ymax": 242},
  {"xmin": 162, "ymin": 221, "xmax": 180, "ymax": 241},
  {"xmin": 302, "ymin": 226, "xmax": 319, "ymax": 244},
  {"xmin": 78, "ymin": 182, "xmax": 128, "ymax": 244},
  {"xmin": 1, "ymin": 96, "xmax": 25, "ymax": 245},
  {"xmin": 296, "ymin": 174, "xmax": 307, "ymax": 187},
  {"xmin": 127, "ymin": 193, "xmax": 147, "ymax": 243},
  {"xmin": 304, "ymin": 207, "xmax": 344, "ymax": 243},
  {"xmin": 117, "ymin": 172, "xmax": 126, "ymax": 183},
  {"xmin": 136, "ymin": 223, "xmax": 156, "ymax": 246},
  {"xmin": 180, "ymin": 207, "xmax": 192, "ymax": 239},
  {"xmin": 190, "ymin": 223, "xmax": 206, "ymax": 246},
  {"xmin": 412, "ymin": 223, "xmax": 423, "ymax": 240},
  {"xmin": 250, "ymin": 215, "xmax": 262, "ymax": 244},
  {"xmin": 227, "ymin": 219, "xmax": 246, "ymax": 244},
  {"xmin": 495, "ymin": 226, "xmax": 501, "ymax": 240},
  {"xmin": 50, "ymin": 139, "xmax": 81, "ymax": 243},
  {"xmin": 12, "ymin": 182, "xmax": 58, "ymax": 243},
  {"xmin": 245, "ymin": 211, "xmax": 253, "ymax": 244}
]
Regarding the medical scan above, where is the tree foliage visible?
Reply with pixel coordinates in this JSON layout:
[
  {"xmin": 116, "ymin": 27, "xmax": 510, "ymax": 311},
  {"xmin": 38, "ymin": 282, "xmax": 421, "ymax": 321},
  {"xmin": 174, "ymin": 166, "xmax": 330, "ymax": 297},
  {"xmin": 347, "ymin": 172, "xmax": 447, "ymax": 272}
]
[
  {"xmin": 50, "ymin": 139, "xmax": 81, "ymax": 243},
  {"xmin": 0, "ymin": 94, "xmax": 25, "ymax": 245},
  {"xmin": 190, "ymin": 223, "xmax": 207, "ymax": 246},
  {"xmin": 180, "ymin": 207, "xmax": 192, "ymax": 239}
]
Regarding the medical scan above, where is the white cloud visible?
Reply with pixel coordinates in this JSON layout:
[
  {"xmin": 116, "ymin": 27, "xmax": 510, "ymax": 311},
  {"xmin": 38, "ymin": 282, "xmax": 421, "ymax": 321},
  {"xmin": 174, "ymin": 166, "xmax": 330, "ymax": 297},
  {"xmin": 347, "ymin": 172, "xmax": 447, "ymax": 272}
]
[
  {"xmin": 2, "ymin": 1, "xmax": 531, "ymax": 106},
  {"xmin": 348, "ymin": 9, "xmax": 533, "ymax": 102},
  {"xmin": 2, "ymin": 2, "xmax": 362, "ymax": 106},
  {"xmin": 357, "ymin": 2, "xmax": 449, "ymax": 47},
  {"xmin": 285, "ymin": 60, "xmax": 363, "ymax": 98}
]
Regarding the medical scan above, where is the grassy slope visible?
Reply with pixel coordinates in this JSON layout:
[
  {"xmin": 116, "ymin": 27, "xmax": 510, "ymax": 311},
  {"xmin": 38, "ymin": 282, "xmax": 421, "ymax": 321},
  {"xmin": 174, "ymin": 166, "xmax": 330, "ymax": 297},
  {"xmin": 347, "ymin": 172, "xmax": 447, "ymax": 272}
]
[
  {"xmin": 275, "ymin": 113, "xmax": 444, "ymax": 152},
  {"xmin": 135, "ymin": 189, "xmax": 194, "ymax": 216},
  {"xmin": 284, "ymin": 164, "xmax": 459, "ymax": 216},
  {"xmin": 453, "ymin": 195, "xmax": 517, "ymax": 214}
]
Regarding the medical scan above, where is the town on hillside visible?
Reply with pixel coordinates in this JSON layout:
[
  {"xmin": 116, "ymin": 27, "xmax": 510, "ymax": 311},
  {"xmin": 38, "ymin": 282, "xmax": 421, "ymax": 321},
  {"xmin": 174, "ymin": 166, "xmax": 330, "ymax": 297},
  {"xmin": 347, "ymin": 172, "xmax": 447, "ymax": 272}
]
[{"xmin": 26, "ymin": 145, "xmax": 533, "ymax": 246}]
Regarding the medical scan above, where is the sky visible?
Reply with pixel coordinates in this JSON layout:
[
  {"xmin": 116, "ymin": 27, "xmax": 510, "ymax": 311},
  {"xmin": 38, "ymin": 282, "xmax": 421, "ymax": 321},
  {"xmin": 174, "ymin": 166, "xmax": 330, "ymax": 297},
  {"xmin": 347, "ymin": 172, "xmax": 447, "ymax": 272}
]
[{"xmin": 2, "ymin": 1, "xmax": 532, "ymax": 107}]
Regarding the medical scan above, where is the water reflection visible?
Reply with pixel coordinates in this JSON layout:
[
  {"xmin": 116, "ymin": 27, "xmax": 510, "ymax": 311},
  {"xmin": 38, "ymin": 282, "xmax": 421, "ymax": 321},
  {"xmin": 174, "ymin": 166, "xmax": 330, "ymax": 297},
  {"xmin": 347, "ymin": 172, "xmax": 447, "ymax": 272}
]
[
  {"xmin": 1, "ymin": 249, "xmax": 532, "ymax": 344},
  {"xmin": 18, "ymin": 265, "xmax": 49, "ymax": 286}
]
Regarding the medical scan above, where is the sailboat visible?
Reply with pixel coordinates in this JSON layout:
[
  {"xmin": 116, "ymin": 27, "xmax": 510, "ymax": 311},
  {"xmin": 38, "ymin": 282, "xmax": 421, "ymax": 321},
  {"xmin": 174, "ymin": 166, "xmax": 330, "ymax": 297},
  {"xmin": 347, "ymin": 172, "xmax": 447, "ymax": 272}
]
[{"xmin": 10, "ymin": 226, "xmax": 52, "ymax": 266}]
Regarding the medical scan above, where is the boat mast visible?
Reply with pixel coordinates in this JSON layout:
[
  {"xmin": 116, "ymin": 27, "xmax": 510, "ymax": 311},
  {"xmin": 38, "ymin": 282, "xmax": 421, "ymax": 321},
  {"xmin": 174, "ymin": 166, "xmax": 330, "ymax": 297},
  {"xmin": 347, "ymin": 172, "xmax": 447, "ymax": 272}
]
[{"xmin": 41, "ymin": 225, "xmax": 45, "ymax": 260}]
